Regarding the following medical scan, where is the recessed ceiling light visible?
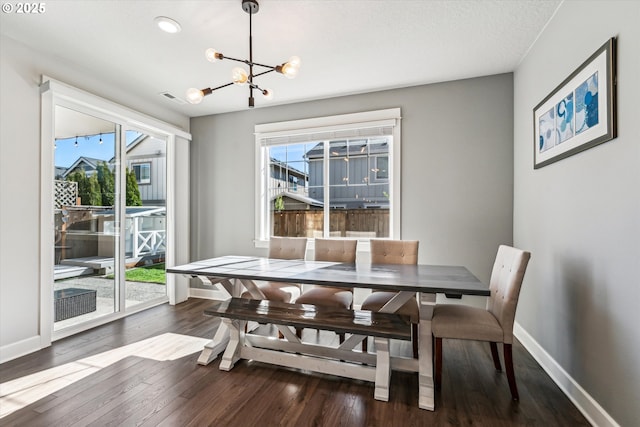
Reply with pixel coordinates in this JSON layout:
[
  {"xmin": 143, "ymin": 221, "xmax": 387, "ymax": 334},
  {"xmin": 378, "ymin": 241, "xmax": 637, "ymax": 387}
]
[{"xmin": 155, "ymin": 16, "xmax": 181, "ymax": 34}]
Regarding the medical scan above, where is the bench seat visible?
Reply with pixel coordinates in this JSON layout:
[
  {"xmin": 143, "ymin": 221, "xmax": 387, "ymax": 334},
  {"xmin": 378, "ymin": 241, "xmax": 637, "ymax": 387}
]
[
  {"xmin": 204, "ymin": 297, "xmax": 411, "ymax": 340},
  {"xmin": 203, "ymin": 297, "xmax": 412, "ymax": 402}
]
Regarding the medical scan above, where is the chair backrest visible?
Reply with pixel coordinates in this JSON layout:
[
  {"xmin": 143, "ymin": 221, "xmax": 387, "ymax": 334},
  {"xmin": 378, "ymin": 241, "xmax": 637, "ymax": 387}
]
[
  {"xmin": 370, "ymin": 239, "xmax": 419, "ymax": 265},
  {"xmin": 314, "ymin": 238, "xmax": 357, "ymax": 263},
  {"xmin": 268, "ymin": 237, "xmax": 308, "ymax": 260},
  {"xmin": 486, "ymin": 245, "xmax": 531, "ymax": 344}
]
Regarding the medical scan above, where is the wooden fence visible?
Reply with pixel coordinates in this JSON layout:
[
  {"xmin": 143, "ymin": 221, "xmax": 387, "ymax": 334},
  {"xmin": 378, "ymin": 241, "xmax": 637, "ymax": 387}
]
[{"xmin": 272, "ymin": 209, "xmax": 389, "ymax": 238}]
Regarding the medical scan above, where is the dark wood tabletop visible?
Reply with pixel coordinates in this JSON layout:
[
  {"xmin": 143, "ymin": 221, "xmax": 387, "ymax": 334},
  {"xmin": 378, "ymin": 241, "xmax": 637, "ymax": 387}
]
[{"xmin": 167, "ymin": 256, "xmax": 489, "ymax": 297}]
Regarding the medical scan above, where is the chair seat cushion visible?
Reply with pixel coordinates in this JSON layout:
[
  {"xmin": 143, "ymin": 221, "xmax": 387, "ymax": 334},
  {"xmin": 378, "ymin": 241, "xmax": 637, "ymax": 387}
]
[
  {"xmin": 361, "ymin": 291, "xmax": 419, "ymax": 323},
  {"xmin": 432, "ymin": 304, "xmax": 503, "ymax": 342},
  {"xmin": 241, "ymin": 282, "xmax": 300, "ymax": 303},
  {"xmin": 296, "ymin": 286, "xmax": 353, "ymax": 309}
]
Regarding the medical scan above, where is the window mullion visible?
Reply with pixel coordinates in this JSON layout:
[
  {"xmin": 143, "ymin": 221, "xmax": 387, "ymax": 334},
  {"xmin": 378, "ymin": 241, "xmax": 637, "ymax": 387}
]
[{"xmin": 323, "ymin": 140, "xmax": 330, "ymax": 238}]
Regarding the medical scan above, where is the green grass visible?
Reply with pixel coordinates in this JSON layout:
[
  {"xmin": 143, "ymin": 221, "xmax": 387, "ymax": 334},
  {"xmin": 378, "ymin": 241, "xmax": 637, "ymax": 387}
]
[{"xmin": 107, "ymin": 263, "xmax": 166, "ymax": 284}]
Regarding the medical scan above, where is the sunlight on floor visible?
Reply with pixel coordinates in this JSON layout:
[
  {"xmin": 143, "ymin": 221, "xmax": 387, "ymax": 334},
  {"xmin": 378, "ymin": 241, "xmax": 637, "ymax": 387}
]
[{"xmin": 0, "ymin": 333, "xmax": 209, "ymax": 418}]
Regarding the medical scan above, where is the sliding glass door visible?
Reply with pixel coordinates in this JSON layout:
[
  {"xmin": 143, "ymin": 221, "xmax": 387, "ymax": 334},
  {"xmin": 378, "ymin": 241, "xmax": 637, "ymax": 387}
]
[
  {"xmin": 53, "ymin": 106, "xmax": 120, "ymax": 330},
  {"xmin": 122, "ymin": 129, "xmax": 167, "ymax": 309},
  {"xmin": 52, "ymin": 106, "xmax": 167, "ymax": 333}
]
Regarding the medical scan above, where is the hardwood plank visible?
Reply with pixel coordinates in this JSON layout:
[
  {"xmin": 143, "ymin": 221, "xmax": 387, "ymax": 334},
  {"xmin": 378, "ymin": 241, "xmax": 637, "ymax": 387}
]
[{"xmin": 0, "ymin": 298, "xmax": 590, "ymax": 426}]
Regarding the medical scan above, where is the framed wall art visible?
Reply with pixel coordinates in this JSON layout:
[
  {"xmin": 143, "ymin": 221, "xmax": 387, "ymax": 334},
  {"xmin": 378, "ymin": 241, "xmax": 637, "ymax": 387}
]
[{"xmin": 533, "ymin": 37, "xmax": 617, "ymax": 169}]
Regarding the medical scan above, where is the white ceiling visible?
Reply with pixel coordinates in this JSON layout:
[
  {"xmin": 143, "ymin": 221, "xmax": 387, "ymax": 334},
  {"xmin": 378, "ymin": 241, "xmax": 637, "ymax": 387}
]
[{"xmin": 1, "ymin": 0, "xmax": 561, "ymax": 118}]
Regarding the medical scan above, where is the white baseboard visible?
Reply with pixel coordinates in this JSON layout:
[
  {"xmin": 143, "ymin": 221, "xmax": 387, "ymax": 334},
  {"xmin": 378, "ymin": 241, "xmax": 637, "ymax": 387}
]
[
  {"xmin": 0, "ymin": 335, "xmax": 42, "ymax": 364},
  {"xmin": 188, "ymin": 287, "xmax": 227, "ymax": 301},
  {"xmin": 514, "ymin": 322, "xmax": 620, "ymax": 427}
]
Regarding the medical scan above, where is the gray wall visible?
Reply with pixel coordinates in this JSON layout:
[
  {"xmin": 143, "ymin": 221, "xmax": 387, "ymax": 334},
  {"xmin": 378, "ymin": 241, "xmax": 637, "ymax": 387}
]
[
  {"xmin": 0, "ymin": 34, "xmax": 189, "ymax": 358},
  {"xmin": 190, "ymin": 72, "xmax": 514, "ymax": 288},
  {"xmin": 514, "ymin": 1, "xmax": 640, "ymax": 426}
]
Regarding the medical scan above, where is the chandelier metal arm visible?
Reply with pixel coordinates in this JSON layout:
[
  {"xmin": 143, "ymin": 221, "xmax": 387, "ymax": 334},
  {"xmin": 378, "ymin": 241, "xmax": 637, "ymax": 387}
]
[
  {"xmin": 252, "ymin": 69, "xmax": 276, "ymax": 78},
  {"xmin": 217, "ymin": 55, "xmax": 277, "ymax": 70},
  {"xmin": 186, "ymin": 0, "xmax": 299, "ymax": 107}
]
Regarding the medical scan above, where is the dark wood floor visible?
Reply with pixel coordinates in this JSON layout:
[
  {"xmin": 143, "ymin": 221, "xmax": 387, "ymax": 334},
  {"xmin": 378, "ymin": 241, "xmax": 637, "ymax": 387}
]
[{"xmin": 0, "ymin": 298, "xmax": 590, "ymax": 427}]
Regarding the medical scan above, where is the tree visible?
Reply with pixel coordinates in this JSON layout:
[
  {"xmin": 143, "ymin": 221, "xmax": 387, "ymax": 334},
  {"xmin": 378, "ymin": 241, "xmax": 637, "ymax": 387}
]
[
  {"xmin": 67, "ymin": 169, "xmax": 100, "ymax": 206},
  {"xmin": 274, "ymin": 195, "xmax": 285, "ymax": 212},
  {"xmin": 126, "ymin": 168, "xmax": 142, "ymax": 206},
  {"xmin": 87, "ymin": 174, "xmax": 102, "ymax": 206},
  {"xmin": 67, "ymin": 166, "xmax": 142, "ymax": 206},
  {"xmin": 97, "ymin": 161, "xmax": 115, "ymax": 206}
]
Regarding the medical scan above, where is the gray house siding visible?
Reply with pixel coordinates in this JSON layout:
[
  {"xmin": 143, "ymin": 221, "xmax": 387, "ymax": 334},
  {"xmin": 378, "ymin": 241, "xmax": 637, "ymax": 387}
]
[
  {"xmin": 128, "ymin": 154, "xmax": 166, "ymax": 205},
  {"xmin": 306, "ymin": 140, "xmax": 390, "ymax": 208}
]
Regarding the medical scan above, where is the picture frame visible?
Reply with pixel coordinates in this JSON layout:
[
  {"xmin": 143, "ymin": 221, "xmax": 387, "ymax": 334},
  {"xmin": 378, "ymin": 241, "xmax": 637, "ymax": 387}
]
[{"xmin": 533, "ymin": 38, "xmax": 617, "ymax": 169}]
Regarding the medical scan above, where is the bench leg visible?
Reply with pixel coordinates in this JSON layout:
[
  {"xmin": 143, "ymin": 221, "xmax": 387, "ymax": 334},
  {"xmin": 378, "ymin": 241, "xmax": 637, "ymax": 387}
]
[
  {"xmin": 220, "ymin": 318, "xmax": 245, "ymax": 371},
  {"xmin": 418, "ymin": 292, "xmax": 436, "ymax": 410},
  {"xmin": 373, "ymin": 337, "xmax": 391, "ymax": 402},
  {"xmin": 277, "ymin": 325, "xmax": 301, "ymax": 343}
]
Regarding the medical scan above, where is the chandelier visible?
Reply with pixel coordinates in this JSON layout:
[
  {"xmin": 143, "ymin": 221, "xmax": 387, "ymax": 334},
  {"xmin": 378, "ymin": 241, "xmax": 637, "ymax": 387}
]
[{"xmin": 186, "ymin": 0, "xmax": 300, "ymax": 107}]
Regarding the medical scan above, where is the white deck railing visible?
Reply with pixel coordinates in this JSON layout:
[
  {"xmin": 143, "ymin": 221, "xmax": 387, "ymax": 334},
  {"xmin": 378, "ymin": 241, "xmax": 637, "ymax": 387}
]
[{"xmin": 131, "ymin": 215, "xmax": 166, "ymax": 257}]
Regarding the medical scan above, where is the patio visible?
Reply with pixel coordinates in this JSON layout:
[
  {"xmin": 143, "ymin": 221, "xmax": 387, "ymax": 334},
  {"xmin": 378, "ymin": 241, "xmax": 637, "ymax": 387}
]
[{"xmin": 53, "ymin": 276, "xmax": 166, "ymax": 329}]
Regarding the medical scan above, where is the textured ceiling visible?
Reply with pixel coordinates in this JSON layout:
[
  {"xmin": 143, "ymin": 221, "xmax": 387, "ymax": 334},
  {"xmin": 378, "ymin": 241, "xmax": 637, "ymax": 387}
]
[{"xmin": 1, "ymin": 0, "xmax": 561, "ymax": 118}]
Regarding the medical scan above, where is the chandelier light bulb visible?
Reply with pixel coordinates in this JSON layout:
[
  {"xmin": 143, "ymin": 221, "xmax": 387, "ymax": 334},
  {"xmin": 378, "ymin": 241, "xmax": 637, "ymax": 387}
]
[
  {"xmin": 281, "ymin": 62, "xmax": 299, "ymax": 79},
  {"xmin": 232, "ymin": 67, "xmax": 249, "ymax": 85},
  {"xmin": 288, "ymin": 56, "xmax": 301, "ymax": 69},
  {"xmin": 205, "ymin": 48, "xmax": 221, "ymax": 62},
  {"xmin": 185, "ymin": 88, "xmax": 205, "ymax": 104},
  {"xmin": 262, "ymin": 88, "xmax": 274, "ymax": 100}
]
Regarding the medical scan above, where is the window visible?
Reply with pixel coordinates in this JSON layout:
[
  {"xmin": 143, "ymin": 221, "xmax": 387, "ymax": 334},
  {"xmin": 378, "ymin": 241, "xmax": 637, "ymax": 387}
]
[
  {"xmin": 375, "ymin": 155, "xmax": 389, "ymax": 180},
  {"xmin": 132, "ymin": 162, "xmax": 151, "ymax": 184},
  {"xmin": 255, "ymin": 109, "xmax": 401, "ymax": 245}
]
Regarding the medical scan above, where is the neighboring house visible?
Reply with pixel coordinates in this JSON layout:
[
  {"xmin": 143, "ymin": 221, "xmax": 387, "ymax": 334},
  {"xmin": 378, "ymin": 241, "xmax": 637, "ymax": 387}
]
[
  {"xmin": 270, "ymin": 157, "xmax": 308, "ymax": 195},
  {"xmin": 269, "ymin": 157, "xmax": 318, "ymax": 210},
  {"xmin": 61, "ymin": 156, "xmax": 104, "ymax": 178},
  {"xmin": 273, "ymin": 191, "xmax": 323, "ymax": 211},
  {"xmin": 54, "ymin": 166, "xmax": 68, "ymax": 179},
  {"xmin": 305, "ymin": 139, "xmax": 390, "ymax": 209},
  {"xmin": 60, "ymin": 135, "xmax": 167, "ymax": 206},
  {"xmin": 116, "ymin": 134, "xmax": 167, "ymax": 206}
]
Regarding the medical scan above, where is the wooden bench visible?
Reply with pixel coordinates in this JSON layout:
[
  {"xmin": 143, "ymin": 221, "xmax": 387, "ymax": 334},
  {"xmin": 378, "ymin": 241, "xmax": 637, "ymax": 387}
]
[{"xmin": 204, "ymin": 297, "xmax": 411, "ymax": 401}]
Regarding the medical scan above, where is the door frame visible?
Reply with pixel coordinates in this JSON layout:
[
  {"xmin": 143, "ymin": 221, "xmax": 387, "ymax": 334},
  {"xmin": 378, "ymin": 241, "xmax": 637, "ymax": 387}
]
[{"xmin": 40, "ymin": 77, "xmax": 191, "ymax": 344}]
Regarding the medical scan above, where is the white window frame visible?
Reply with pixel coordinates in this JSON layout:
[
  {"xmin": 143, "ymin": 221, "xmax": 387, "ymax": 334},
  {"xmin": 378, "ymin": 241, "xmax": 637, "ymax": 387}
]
[
  {"xmin": 132, "ymin": 162, "xmax": 151, "ymax": 184},
  {"xmin": 374, "ymin": 155, "xmax": 389, "ymax": 181},
  {"xmin": 254, "ymin": 108, "xmax": 401, "ymax": 248}
]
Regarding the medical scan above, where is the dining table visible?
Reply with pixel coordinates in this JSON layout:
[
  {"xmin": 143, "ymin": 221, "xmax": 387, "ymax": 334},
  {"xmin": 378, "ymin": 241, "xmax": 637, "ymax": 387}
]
[{"xmin": 167, "ymin": 255, "xmax": 490, "ymax": 410}]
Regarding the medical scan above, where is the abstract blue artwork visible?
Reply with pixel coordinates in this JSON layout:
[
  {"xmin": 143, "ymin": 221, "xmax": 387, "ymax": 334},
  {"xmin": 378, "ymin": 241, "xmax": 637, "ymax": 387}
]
[
  {"xmin": 539, "ymin": 108, "xmax": 555, "ymax": 152},
  {"xmin": 575, "ymin": 72, "xmax": 599, "ymax": 135},
  {"xmin": 556, "ymin": 92, "xmax": 574, "ymax": 144},
  {"xmin": 533, "ymin": 38, "xmax": 615, "ymax": 169}
]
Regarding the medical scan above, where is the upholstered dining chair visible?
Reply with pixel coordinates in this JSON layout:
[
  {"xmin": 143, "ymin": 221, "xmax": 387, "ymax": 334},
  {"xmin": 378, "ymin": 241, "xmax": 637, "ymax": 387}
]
[
  {"xmin": 360, "ymin": 239, "xmax": 420, "ymax": 358},
  {"xmin": 432, "ymin": 245, "xmax": 531, "ymax": 400},
  {"xmin": 295, "ymin": 238, "xmax": 358, "ymax": 342},
  {"xmin": 241, "ymin": 236, "xmax": 308, "ymax": 303}
]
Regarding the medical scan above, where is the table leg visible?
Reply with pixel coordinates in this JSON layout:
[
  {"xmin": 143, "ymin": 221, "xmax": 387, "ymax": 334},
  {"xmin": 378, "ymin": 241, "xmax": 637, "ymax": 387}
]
[
  {"xmin": 418, "ymin": 292, "xmax": 436, "ymax": 410},
  {"xmin": 196, "ymin": 277, "xmax": 239, "ymax": 366}
]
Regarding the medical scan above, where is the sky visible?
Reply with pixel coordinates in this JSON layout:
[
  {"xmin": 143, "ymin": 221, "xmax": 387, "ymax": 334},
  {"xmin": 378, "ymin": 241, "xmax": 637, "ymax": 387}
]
[{"xmin": 55, "ymin": 131, "xmax": 141, "ymax": 168}]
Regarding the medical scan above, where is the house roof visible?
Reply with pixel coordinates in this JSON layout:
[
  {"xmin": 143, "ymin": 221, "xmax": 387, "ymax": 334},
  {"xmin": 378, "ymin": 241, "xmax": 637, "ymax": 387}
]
[
  {"xmin": 305, "ymin": 140, "xmax": 389, "ymax": 159},
  {"xmin": 61, "ymin": 157, "xmax": 106, "ymax": 178},
  {"xmin": 272, "ymin": 191, "xmax": 323, "ymax": 208}
]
